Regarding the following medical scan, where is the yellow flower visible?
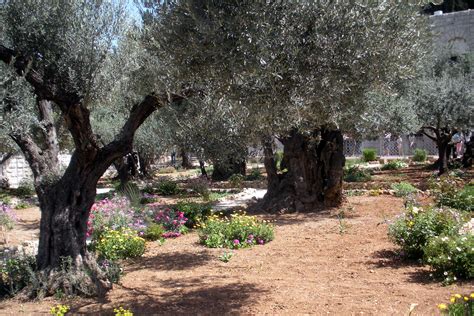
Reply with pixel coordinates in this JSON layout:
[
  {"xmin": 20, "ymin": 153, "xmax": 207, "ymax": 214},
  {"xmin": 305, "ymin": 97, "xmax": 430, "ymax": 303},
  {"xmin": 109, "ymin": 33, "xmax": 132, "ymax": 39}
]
[
  {"xmin": 437, "ymin": 303, "xmax": 447, "ymax": 310},
  {"xmin": 470, "ymin": 293, "xmax": 474, "ymax": 299},
  {"xmin": 450, "ymin": 297, "xmax": 456, "ymax": 303},
  {"xmin": 454, "ymin": 294, "xmax": 462, "ymax": 299},
  {"xmin": 464, "ymin": 297, "xmax": 469, "ymax": 301}
]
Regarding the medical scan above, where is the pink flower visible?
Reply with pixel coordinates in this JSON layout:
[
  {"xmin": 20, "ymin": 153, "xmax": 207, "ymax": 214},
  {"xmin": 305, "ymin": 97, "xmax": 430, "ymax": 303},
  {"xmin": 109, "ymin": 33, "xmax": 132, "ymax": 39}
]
[
  {"xmin": 257, "ymin": 239, "xmax": 264, "ymax": 245},
  {"xmin": 233, "ymin": 239, "xmax": 240, "ymax": 245}
]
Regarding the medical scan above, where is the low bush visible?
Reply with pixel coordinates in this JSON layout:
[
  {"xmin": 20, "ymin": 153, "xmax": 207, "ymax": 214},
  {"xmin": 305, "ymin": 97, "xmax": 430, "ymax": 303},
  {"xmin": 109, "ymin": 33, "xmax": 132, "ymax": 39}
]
[
  {"xmin": 143, "ymin": 223, "xmax": 165, "ymax": 241},
  {"xmin": 343, "ymin": 166, "xmax": 372, "ymax": 182},
  {"xmin": 437, "ymin": 293, "xmax": 474, "ymax": 315},
  {"xmin": 50, "ymin": 304, "xmax": 70, "ymax": 316},
  {"xmin": 229, "ymin": 174, "xmax": 245, "ymax": 188},
  {"xmin": 381, "ymin": 160, "xmax": 408, "ymax": 171},
  {"xmin": 246, "ymin": 169, "xmax": 262, "ymax": 181},
  {"xmin": 99, "ymin": 259, "xmax": 123, "ymax": 284},
  {"xmin": 188, "ymin": 178, "xmax": 210, "ymax": 200},
  {"xmin": 198, "ymin": 212, "xmax": 274, "ymax": 249},
  {"xmin": 388, "ymin": 206, "xmax": 463, "ymax": 259},
  {"xmin": 15, "ymin": 179, "xmax": 35, "ymax": 197},
  {"xmin": 429, "ymin": 176, "xmax": 473, "ymax": 212},
  {"xmin": 391, "ymin": 182, "xmax": 417, "ymax": 197},
  {"xmin": 362, "ymin": 148, "xmax": 377, "ymax": 162},
  {"xmin": 156, "ymin": 179, "xmax": 179, "ymax": 196},
  {"xmin": 174, "ymin": 201, "xmax": 211, "ymax": 228},
  {"xmin": 412, "ymin": 148, "xmax": 428, "ymax": 162},
  {"xmin": 153, "ymin": 208, "xmax": 188, "ymax": 236},
  {"xmin": 157, "ymin": 166, "xmax": 176, "ymax": 174},
  {"xmin": 424, "ymin": 234, "xmax": 474, "ymax": 281},
  {"xmin": 95, "ymin": 228, "xmax": 146, "ymax": 261},
  {"xmin": 0, "ymin": 203, "xmax": 17, "ymax": 230},
  {"xmin": 0, "ymin": 255, "xmax": 36, "ymax": 297}
]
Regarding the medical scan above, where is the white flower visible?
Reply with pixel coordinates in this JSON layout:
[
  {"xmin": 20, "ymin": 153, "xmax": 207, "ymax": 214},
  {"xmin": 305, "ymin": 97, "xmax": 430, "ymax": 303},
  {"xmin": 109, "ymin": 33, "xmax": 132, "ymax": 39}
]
[
  {"xmin": 441, "ymin": 237, "xmax": 449, "ymax": 242},
  {"xmin": 456, "ymin": 247, "xmax": 462, "ymax": 252},
  {"xmin": 444, "ymin": 271, "xmax": 448, "ymax": 276},
  {"xmin": 447, "ymin": 256, "xmax": 451, "ymax": 260},
  {"xmin": 453, "ymin": 276, "xmax": 457, "ymax": 280}
]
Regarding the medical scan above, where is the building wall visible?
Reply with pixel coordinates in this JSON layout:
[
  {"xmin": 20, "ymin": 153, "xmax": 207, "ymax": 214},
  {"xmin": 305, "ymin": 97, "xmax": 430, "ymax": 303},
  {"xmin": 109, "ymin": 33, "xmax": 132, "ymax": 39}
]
[{"xmin": 430, "ymin": 10, "xmax": 474, "ymax": 54}]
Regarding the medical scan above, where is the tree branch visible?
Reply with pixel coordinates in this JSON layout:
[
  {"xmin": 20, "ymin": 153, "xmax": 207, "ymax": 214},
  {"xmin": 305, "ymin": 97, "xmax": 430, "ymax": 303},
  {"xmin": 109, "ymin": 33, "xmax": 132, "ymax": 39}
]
[
  {"xmin": 37, "ymin": 99, "xmax": 60, "ymax": 166},
  {"xmin": 9, "ymin": 132, "xmax": 48, "ymax": 180}
]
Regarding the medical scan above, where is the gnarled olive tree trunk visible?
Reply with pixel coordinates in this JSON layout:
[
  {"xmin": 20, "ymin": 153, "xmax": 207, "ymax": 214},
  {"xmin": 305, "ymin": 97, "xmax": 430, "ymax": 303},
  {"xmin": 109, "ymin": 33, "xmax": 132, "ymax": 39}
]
[{"xmin": 260, "ymin": 129, "xmax": 345, "ymax": 212}]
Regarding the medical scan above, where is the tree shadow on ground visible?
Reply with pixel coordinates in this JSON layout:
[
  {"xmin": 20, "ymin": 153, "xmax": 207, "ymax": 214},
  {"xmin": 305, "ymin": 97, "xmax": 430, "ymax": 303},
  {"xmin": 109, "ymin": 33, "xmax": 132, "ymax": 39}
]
[
  {"xmin": 126, "ymin": 250, "xmax": 213, "ymax": 272},
  {"xmin": 70, "ymin": 281, "xmax": 265, "ymax": 315},
  {"xmin": 367, "ymin": 249, "xmax": 439, "ymax": 285}
]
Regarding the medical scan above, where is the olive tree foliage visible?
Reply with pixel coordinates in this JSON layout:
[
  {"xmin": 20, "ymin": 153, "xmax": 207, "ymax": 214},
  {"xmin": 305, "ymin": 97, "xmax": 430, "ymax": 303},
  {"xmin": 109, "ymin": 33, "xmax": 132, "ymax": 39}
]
[
  {"xmin": 147, "ymin": 1, "xmax": 427, "ymax": 136},
  {"xmin": 145, "ymin": 1, "xmax": 428, "ymax": 210},
  {"xmin": 407, "ymin": 53, "xmax": 473, "ymax": 173},
  {"xmin": 0, "ymin": 0, "xmax": 177, "ymax": 296}
]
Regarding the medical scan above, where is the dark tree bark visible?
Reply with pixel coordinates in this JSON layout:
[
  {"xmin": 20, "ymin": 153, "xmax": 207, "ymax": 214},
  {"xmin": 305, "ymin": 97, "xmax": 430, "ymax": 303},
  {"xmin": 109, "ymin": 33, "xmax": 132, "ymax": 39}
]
[
  {"xmin": 262, "ymin": 136, "xmax": 279, "ymax": 193},
  {"xmin": 138, "ymin": 151, "xmax": 153, "ymax": 178},
  {"xmin": 422, "ymin": 126, "xmax": 452, "ymax": 175},
  {"xmin": 212, "ymin": 157, "xmax": 246, "ymax": 181},
  {"xmin": 113, "ymin": 156, "xmax": 131, "ymax": 188},
  {"xmin": 180, "ymin": 149, "xmax": 193, "ymax": 169},
  {"xmin": 258, "ymin": 128, "xmax": 345, "ymax": 212},
  {"xmin": 198, "ymin": 160, "xmax": 208, "ymax": 178},
  {"xmin": 462, "ymin": 138, "xmax": 473, "ymax": 168}
]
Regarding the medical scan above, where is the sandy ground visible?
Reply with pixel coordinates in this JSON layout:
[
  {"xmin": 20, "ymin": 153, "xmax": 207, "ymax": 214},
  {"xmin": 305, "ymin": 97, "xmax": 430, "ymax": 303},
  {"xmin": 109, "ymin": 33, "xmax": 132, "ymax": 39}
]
[{"xmin": 1, "ymin": 195, "xmax": 473, "ymax": 315}]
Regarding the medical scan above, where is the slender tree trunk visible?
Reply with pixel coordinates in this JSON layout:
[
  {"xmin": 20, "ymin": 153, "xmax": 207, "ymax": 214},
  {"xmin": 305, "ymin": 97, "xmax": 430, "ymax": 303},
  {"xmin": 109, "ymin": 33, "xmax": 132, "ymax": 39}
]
[
  {"xmin": 138, "ymin": 152, "xmax": 152, "ymax": 178},
  {"xmin": 199, "ymin": 160, "xmax": 208, "ymax": 178},
  {"xmin": 437, "ymin": 139, "xmax": 449, "ymax": 175},
  {"xmin": 262, "ymin": 136, "xmax": 279, "ymax": 193},
  {"xmin": 259, "ymin": 128, "xmax": 345, "ymax": 212}
]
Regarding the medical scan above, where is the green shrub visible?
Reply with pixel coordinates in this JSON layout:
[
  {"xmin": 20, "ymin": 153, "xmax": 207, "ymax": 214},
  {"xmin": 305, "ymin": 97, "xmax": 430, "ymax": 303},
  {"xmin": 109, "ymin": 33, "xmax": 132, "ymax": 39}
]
[
  {"xmin": 198, "ymin": 212, "xmax": 274, "ymax": 249},
  {"xmin": 437, "ymin": 293, "xmax": 474, "ymax": 315},
  {"xmin": 412, "ymin": 148, "xmax": 427, "ymax": 162},
  {"xmin": 343, "ymin": 166, "xmax": 372, "ymax": 182},
  {"xmin": 174, "ymin": 201, "xmax": 212, "ymax": 228},
  {"xmin": 391, "ymin": 182, "xmax": 417, "ymax": 197},
  {"xmin": 274, "ymin": 150, "xmax": 284, "ymax": 171},
  {"xmin": 388, "ymin": 206, "xmax": 463, "ymax": 259},
  {"xmin": 157, "ymin": 166, "xmax": 176, "ymax": 174},
  {"xmin": 435, "ymin": 182, "xmax": 474, "ymax": 212},
  {"xmin": 362, "ymin": 148, "xmax": 377, "ymax": 162},
  {"xmin": 0, "ymin": 255, "xmax": 36, "ymax": 297},
  {"xmin": 156, "ymin": 180, "xmax": 179, "ymax": 196},
  {"xmin": 99, "ymin": 259, "xmax": 123, "ymax": 284},
  {"xmin": 95, "ymin": 228, "xmax": 146, "ymax": 261},
  {"xmin": 15, "ymin": 179, "xmax": 34, "ymax": 197},
  {"xmin": 189, "ymin": 179, "xmax": 210, "ymax": 200},
  {"xmin": 424, "ymin": 234, "xmax": 474, "ymax": 281},
  {"xmin": 117, "ymin": 182, "xmax": 141, "ymax": 206},
  {"xmin": 246, "ymin": 169, "xmax": 262, "ymax": 181},
  {"xmin": 143, "ymin": 223, "xmax": 165, "ymax": 241},
  {"xmin": 229, "ymin": 174, "xmax": 245, "ymax": 188},
  {"xmin": 381, "ymin": 160, "xmax": 408, "ymax": 171}
]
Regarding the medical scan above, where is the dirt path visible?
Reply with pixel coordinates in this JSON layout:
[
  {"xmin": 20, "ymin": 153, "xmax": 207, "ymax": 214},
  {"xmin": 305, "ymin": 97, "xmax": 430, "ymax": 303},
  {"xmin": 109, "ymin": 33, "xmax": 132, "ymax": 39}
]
[{"xmin": 1, "ymin": 195, "xmax": 473, "ymax": 315}]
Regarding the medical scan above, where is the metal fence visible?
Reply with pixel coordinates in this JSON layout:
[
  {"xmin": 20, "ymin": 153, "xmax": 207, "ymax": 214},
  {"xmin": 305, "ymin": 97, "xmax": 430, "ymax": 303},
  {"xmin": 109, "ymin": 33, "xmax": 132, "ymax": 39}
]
[{"xmin": 343, "ymin": 134, "xmax": 438, "ymax": 158}]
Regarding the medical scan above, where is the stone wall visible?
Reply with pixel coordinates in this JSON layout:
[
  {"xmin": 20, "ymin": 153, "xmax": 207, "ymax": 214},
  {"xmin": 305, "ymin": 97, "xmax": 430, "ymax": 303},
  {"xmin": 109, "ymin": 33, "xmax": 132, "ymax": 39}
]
[{"xmin": 430, "ymin": 10, "xmax": 474, "ymax": 54}]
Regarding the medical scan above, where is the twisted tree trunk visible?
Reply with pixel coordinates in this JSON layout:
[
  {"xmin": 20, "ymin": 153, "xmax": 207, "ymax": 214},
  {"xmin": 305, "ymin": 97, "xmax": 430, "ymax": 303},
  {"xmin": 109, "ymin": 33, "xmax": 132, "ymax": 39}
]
[{"xmin": 259, "ymin": 128, "xmax": 345, "ymax": 212}]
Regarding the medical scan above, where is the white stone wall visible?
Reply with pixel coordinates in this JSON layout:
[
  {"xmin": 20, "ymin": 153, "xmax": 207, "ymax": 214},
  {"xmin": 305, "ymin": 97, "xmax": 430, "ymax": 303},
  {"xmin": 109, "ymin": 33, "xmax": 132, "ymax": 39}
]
[
  {"xmin": 430, "ymin": 10, "xmax": 474, "ymax": 55},
  {"xmin": 0, "ymin": 154, "xmax": 71, "ymax": 188}
]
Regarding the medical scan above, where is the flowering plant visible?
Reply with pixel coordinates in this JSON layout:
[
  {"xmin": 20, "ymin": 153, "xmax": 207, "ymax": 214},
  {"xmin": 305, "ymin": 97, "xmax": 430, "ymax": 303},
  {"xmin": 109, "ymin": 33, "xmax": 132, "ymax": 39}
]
[
  {"xmin": 198, "ymin": 211, "xmax": 274, "ymax": 249},
  {"xmin": 152, "ymin": 208, "xmax": 188, "ymax": 236},
  {"xmin": 437, "ymin": 293, "xmax": 474, "ymax": 315},
  {"xmin": 0, "ymin": 203, "xmax": 17, "ymax": 231},
  {"xmin": 95, "ymin": 228, "xmax": 146, "ymax": 261}
]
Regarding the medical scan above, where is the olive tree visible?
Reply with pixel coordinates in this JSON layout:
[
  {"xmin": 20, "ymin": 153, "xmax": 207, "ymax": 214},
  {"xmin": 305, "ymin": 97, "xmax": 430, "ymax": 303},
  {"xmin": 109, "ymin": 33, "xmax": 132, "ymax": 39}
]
[
  {"xmin": 407, "ymin": 53, "xmax": 473, "ymax": 174},
  {"xmin": 146, "ymin": 1, "xmax": 427, "ymax": 211},
  {"xmin": 0, "ymin": 1, "xmax": 178, "ymax": 295}
]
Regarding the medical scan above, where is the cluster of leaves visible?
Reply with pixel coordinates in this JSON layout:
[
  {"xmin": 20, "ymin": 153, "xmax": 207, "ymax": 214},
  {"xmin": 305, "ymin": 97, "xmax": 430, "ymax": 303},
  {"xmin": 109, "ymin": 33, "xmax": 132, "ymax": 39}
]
[
  {"xmin": 438, "ymin": 293, "xmax": 474, "ymax": 315},
  {"xmin": 391, "ymin": 182, "xmax": 417, "ymax": 197},
  {"xmin": 173, "ymin": 201, "xmax": 212, "ymax": 228},
  {"xmin": 95, "ymin": 228, "xmax": 146, "ymax": 261},
  {"xmin": 381, "ymin": 160, "xmax": 408, "ymax": 171},
  {"xmin": 0, "ymin": 255, "xmax": 36, "ymax": 297},
  {"xmin": 430, "ymin": 176, "xmax": 474, "ymax": 212},
  {"xmin": 156, "ymin": 179, "xmax": 180, "ymax": 196},
  {"xmin": 412, "ymin": 148, "xmax": 428, "ymax": 162},
  {"xmin": 245, "ymin": 169, "xmax": 263, "ymax": 181},
  {"xmin": 229, "ymin": 174, "xmax": 245, "ymax": 188},
  {"xmin": 152, "ymin": 208, "xmax": 188, "ymax": 237},
  {"xmin": 50, "ymin": 304, "xmax": 70, "ymax": 316},
  {"xmin": 362, "ymin": 148, "xmax": 377, "ymax": 162},
  {"xmin": 389, "ymin": 205, "xmax": 473, "ymax": 282},
  {"xmin": 343, "ymin": 166, "xmax": 372, "ymax": 183},
  {"xmin": 0, "ymin": 202, "xmax": 17, "ymax": 230},
  {"xmin": 198, "ymin": 212, "xmax": 274, "ymax": 249}
]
